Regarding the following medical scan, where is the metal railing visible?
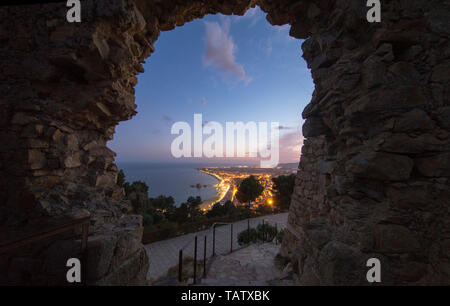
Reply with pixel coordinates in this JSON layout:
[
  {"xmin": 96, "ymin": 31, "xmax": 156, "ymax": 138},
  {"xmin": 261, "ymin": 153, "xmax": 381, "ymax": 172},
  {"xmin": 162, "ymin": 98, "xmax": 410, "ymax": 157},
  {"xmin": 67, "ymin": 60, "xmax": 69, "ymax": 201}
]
[
  {"xmin": 0, "ymin": 216, "xmax": 90, "ymax": 285},
  {"xmin": 177, "ymin": 217, "xmax": 285, "ymax": 285},
  {"xmin": 177, "ymin": 221, "xmax": 234, "ymax": 284}
]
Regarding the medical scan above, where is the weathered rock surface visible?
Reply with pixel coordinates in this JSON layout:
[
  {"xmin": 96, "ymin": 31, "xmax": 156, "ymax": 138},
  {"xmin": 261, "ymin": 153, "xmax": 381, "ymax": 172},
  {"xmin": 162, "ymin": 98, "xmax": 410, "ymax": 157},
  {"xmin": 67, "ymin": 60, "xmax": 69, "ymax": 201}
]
[{"xmin": 281, "ymin": 0, "xmax": 450, "ymax": 285}]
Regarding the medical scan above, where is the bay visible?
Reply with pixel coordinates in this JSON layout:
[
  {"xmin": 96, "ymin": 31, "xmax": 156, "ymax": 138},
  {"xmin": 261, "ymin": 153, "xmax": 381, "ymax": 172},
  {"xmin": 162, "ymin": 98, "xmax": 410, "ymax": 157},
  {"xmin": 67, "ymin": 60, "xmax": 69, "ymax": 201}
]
[{"xmin": 116, "ymin": 162, "xmax": 220, "ymax": 206}]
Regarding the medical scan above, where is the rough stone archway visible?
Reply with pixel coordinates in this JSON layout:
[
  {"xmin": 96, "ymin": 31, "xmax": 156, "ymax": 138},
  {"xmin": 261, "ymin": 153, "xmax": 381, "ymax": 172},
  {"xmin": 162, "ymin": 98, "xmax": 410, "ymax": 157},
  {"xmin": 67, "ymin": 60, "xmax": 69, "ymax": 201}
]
[{"xmin": 0, "ymin": 0, "xmax": 449, "ymax": 285}]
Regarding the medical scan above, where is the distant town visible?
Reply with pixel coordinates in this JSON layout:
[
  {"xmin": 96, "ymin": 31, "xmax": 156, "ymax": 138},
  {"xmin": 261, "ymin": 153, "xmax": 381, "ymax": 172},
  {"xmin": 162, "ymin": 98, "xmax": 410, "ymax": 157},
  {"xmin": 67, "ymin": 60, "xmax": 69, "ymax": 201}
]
[{"xmin": 198, "ymin": 163, "xmax": 298, "ymax": 211}]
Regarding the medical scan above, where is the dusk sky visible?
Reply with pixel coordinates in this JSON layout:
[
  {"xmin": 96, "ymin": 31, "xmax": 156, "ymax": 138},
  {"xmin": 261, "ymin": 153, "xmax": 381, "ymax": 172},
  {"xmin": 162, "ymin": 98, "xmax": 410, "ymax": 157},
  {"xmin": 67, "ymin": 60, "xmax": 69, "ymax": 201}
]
[{"xmin": 109, "ymin": 7, "xmax": 314, "ymax": 165}]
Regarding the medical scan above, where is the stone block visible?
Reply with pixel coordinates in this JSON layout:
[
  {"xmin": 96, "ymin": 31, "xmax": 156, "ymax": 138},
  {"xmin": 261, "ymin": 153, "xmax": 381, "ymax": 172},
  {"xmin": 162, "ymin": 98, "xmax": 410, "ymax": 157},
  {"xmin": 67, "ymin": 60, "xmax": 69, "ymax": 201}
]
[
  {"xmin": 373, "ymin": 225, "xmax": 420, "ymax": 254},
  {"xmin": 86, "ymin": 234, "xmax": 117, "ymax": 280},
  {"xmin": 64, "ymin": 152, "xmax": 81, "ymax": 168},
  {"xmin": 345, "ymin": 151, "xmax": 413, "ymax": 181},
  {"xmin": 415, "ymin": 153, "xmax": 450, "ymax": 177},
  {"xmin": 302, "ymin": 117, "xmax": 330, "ymax": 137},
  {"xmin": 28, "ymin": 149, "xmax": 46, "ymax": 170}
]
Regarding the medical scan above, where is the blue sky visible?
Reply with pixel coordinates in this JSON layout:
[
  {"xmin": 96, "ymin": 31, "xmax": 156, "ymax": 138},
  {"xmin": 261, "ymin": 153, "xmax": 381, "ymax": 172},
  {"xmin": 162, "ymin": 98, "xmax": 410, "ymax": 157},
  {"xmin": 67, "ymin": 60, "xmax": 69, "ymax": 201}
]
[{"xmin": 109, "ymin": 7, "xmax": 313, "ymax": 165}]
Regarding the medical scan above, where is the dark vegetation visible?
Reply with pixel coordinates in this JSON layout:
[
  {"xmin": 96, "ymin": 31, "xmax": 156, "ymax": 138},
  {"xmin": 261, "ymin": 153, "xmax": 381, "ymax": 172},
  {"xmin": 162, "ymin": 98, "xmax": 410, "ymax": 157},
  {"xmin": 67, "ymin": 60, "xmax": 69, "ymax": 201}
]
[
  {"xmin": 237, "ymin": 223, "xmax": 279, "ymax": 246},
  {"xmin": 272, "ymin": 174, "xmax": 296, "ymax": 212},
  {"xmin": 235, "ymin": 175, "xmax": 264, "ymax": 205}
]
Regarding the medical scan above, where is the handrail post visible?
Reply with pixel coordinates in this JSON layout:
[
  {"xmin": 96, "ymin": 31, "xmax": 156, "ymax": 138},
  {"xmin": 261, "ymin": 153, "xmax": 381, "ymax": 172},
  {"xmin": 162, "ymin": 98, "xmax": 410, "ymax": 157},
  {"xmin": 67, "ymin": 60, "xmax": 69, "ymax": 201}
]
[
  {"xmin": 230, "ymin": 223, "xmax": 233, "ymax": 253},
  {"xmin": 203, "ymin": 236, "xmax": 207, "ymax": 278},
  {"xmin": 193, "ymin": 236, "xmax": 198, "ymax": 285},
  {"xmin": 178, "ymin": 249, "xmax": 183, "ymax": 283},
  {"xmin": 212, "ymin": 225, "xmax": 216, "ymax": 256}
]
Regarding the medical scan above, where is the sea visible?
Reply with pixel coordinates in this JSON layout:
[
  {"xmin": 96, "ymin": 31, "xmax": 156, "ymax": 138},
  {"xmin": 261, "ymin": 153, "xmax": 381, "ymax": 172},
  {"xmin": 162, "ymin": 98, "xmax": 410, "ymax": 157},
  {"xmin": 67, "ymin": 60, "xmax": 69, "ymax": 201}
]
[{"xmin": 116, "ymin": 162, "xmax": 221, "ymax": 206}]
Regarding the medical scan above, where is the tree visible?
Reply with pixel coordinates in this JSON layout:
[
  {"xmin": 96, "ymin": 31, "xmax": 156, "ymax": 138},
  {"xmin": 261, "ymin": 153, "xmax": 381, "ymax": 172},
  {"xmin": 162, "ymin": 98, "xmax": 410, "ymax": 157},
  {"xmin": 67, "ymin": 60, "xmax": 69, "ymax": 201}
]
[
  {"xmin": 256, "ymin": 204, "xmax": 272, "ymax": 216},
  {"xmin": 169, "ymin": 196, "xmax": 203, "ymax": 224},
  {"xmin": 186, "ymin": 196, "xmax": 203, "ymax": 221},
  {"xmin": 206, "ymin": 202, "xmax": 227, "ymax": 218},
  {"xmin": 170, "ymin": 203, "xmax": 189, "ymax": 224},
  {"xmin": 116, "ymin": 170, "xmax": 153, "ymax": 222},
  {"xmin": 236, "ymin": 175, "xmax": 264, "ymax": 206},
  {"xmin": 128, "ymin": 190, "xmax": 150, "ymax": 216},
  {"xmin": 151, "ymin": 195, "xmax": 176, "ymax": 213},
  {"xmin": 117, "ymin": 169, "xmax": 126, "ymax": 187},
  {"xmin": 206, "ymin": 200, "xmax": 237, "ymax": 219},
  {"xmin": 124, "ymin": 180, "xmax": 149, "ymax": 198},
  {"xmin": 272, "ymin": 174, "xmax": 296, "ymax": 212},
  {"xmin": 223, "ymin": 200, "xmax": 237, "ymax": 216}
]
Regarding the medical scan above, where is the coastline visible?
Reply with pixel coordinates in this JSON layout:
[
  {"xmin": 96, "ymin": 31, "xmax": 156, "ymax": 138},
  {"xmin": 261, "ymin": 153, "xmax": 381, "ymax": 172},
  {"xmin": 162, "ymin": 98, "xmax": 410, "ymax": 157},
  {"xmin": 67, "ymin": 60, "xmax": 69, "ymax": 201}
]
[{"xmin": 198, "ymin": 169, "xmax": 231, "ymax": 211}]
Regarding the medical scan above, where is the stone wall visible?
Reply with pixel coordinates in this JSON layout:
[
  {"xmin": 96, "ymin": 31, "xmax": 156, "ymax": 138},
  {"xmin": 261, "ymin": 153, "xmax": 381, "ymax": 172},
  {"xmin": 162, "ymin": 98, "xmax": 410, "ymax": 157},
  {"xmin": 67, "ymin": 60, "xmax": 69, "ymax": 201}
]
[
  {"xmin": 0, "ymin": 0, "xmax": 448, "ymax": 285},
  {"xmin": 0, "ymin": 0, "xmax": 156, "ymax": 285},
  {"xmin": 279, "ymin": 0, "xmax": 450, "ymax": 285}
]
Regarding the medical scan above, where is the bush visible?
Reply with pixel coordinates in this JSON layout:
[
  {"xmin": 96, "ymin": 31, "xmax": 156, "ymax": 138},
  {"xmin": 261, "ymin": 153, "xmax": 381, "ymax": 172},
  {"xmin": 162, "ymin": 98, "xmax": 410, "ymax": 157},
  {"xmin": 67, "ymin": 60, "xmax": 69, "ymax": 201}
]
[
  {"xmin": 237, "ymin": 223, "xmax": 279, "ymax": 245},
  {"xmin": 257, "ymin": 223, "xmax": 278, "ymax": 242},
  {"xmin": 276, "ymin": 229, "xmax": 285, "ymax": 244},
  {"xmin": 143, "ymin": 214, "xmax": 153, "ymax": 227},
  {"xmin": 206, "ymin": 200, "xmax": 238, "ymax": 219},
  {"xmin": 237, "ymin": 228, "xmax": 258, "ymax": 246},
  {"xmin": 156, "ymin": 221, "xmax": 179, "ymax": 238}
]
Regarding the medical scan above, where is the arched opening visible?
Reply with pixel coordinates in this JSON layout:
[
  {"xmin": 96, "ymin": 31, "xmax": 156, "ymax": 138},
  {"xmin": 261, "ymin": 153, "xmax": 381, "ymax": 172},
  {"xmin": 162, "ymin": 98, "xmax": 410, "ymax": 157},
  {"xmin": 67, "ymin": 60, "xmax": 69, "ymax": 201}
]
[
  {"xmin": 107, "ymin": 7, "xmax": 313, "ymax": 282},
  {"xmin": 109, "ymin": 7, "xmax": 312, "ymax": 203}
]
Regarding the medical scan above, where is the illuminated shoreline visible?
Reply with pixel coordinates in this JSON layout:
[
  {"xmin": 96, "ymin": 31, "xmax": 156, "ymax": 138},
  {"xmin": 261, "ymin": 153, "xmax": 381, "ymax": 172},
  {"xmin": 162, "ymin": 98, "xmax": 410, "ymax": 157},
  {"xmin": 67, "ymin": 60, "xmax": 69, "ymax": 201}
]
[
  {"xmin": 198, "ymin": 169, "xmax": 230, "ymax": 211},
  {"xmin": 196, "ymin": 165, "xmax": 296, "ymax": 212}
]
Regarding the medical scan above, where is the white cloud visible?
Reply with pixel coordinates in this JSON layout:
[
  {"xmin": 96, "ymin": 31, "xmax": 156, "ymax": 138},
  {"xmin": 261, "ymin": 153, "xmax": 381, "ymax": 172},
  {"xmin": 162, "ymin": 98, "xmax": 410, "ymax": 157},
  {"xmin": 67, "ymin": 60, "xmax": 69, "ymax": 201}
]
[
  {"xmin": 204, "ymin": 20, "xmax": 252, "ymax": 85},
  {"xmin": 279, "ymin": 129, "xmax": 304, "ymax": 162}
]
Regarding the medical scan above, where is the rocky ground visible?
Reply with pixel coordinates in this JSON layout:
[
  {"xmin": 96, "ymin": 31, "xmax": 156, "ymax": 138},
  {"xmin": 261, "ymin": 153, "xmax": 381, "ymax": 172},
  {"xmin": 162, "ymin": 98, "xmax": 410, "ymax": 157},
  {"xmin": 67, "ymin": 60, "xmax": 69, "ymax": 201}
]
[{"xmin": 199, "ymin": 242, "xmax": 296, "ymax": 286}]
